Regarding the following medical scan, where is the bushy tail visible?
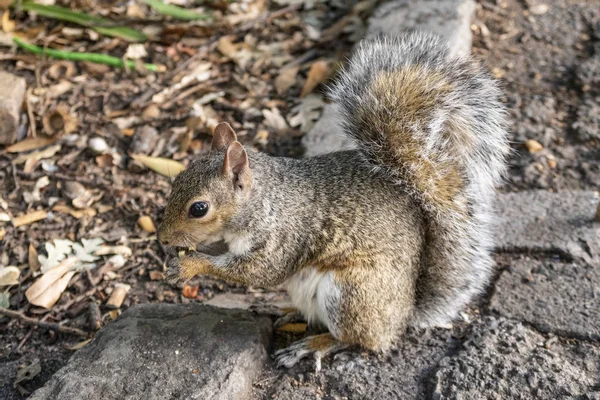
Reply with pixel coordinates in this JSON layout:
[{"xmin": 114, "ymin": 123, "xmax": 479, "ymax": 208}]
[{"xmin": 329, "ymin": 32, "xmax": 509, "ymax": 325}]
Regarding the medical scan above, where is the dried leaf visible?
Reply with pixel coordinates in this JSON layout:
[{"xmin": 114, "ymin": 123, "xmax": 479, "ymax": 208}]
[
  {"xmin": 125, "ymin": 44, "xmax": 147, "ymax": 60},
  {"xmin": 301, "ymin": 60, "xmax": 330, "ymax": 97},
  {"xmin": 29, "ymin": 244, "xmax": 40, "ymax": 273},
  {"xmin": 289, "ymin": 95, "xmax": 324, "ymax": 133},
  {"xmin": 138, "ymin": 215, "xmax": 157, "ymax": 233},
  {"xmin": 525, "ymin": 139, "xmax": 543, "ymax": 153},
  {"xmin": 130, "ymin": 154, "xmax": 185, "ymax": 178},
  {"xmin": 182, "ymin": 284, "xmax": 199, "ymax": 299},
  {"xmin": 274, "ymin": 66, "xmax": 299, "ymax": 94},
  {"xmin": 12, "ymin": 210, "xmax": 48, "ymax": 228},
  {"xmin": 14, "ymin": 361, "xmax": 41, "ymax": 386},
  {"xmin": 1, "ymin": 10, "xmax": 15, "ymax": 32},
  {"xmin": 53, "ymin": 204, "xmax": 96, "ymax": 219},
  {"xmin": 95, "ymin": 245, "xmax": 132, "ymax": 257},
  {"xmin": 39, "ymin": 239, "xmax": 73, "ymax": 273},
  {"xmin": 149, "ymin": 271, "xmax": 164, "ymax": 280},
  {"xmin": 0, "ymin": 266, "xmax": 20, "ymax": 287},
  {"xmin": 276, "ymin": 322, "xmax": 308, "ymax": 333},
  {"xmin": 13, "ymin": 144, "xmax": 62, "ymax": 165},
  {"xmin": 6, "ymin": 137, "xmax": 56, "ymax": 153},
  {"xmin": 72, "ymin": 238, "xmax": 103, "ymax": 263},
  {"xmin": 66, "ymin": 338, "xmax": 92, "ymax": 350},
  {"xmin": 106, "ymin": 283, "xmax": 130, "ymax": 309},
  {"xmin": 25, "ymin": 257, "xmax": 78, "ymax": 308},
  {"xmin": 262, "ymin": 107, "xmax": 289, "ymax": 134}
]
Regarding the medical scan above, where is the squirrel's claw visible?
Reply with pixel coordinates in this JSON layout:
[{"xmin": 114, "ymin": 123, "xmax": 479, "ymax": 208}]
[
  {"xmin": 273, "ymin": 333, "xmax": 348, "ymax": 372},
  {"xmin": 274, "ymin": 337, "xmax": 316, "ymax": 369}
]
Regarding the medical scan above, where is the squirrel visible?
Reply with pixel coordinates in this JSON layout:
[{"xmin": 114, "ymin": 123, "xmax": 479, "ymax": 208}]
[{"xmin": 158, "ymin": 32, "xmax": 509, "ymax": 369}]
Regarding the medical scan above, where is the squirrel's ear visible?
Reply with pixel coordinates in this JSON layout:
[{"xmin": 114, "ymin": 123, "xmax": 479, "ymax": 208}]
[
  {"xmin": 223, "ymin": 141, "xmax": 252, "ymax": 191},
  {"xmin": 212, "ymin": 122, "xmax": 238, "ymax": 151}
]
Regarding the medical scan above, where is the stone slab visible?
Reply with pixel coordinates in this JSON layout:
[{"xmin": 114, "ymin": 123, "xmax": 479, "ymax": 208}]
[
  {"xmin": 302, "ymin": 0, "xmax": 476, "ymax": 156},
  {"xmin": 495, "ymin": 191, "xmax": 600, "ymax": 264},
  {"xmin": 491, "ymin": 258, "xmax": 599, "ymax": 340},
  {"xmin": 432, "ymin": 317, "xmax": 600, "ymax": 398},
  {"xmin": 0, "ymin": 70, "xmax": 26, "ymax": 145},
  {"xmin": 367, "ymin": 0, "xmax": 475, "ymax": 58},
  {"xmin": 29, "ymin": 304, "xmax": 272, "ymax": 400}
]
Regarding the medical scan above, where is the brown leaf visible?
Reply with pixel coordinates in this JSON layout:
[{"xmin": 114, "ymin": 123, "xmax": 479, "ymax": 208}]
[
  {"xmin": 53, "ymin": 204, "xmax": 96, "ymax": 219},
  {"xmin": 12, "ymin": 210, "xmax": 47, "ymax": 227},
  {"xmin": 137, "ymin": 215, "xmax": 157, "ymax": 233},
  {"xmin": 0, "ymin": 266, "xmax": 20, "ymax": 286},
  {"xmin": 274, "ymin": 66, "xmax": 299, "ymax": 94},
  {"xmin": 106, "ymin": 283, "xmax": 130, "ymax": 309},
  {"xmin": 6, "ymin": 137, "xmax": 56, "ymax": 153},
  {"xmin": 1, "ymin": 11, "xmax": 14, "ymax": 33},
  {"xmin": 149, "ymin": 271, "xmax": 164, "ymax": 281},
  {"xmin": 13, "ymin": 144, "xmax": 62, "ymax": 165},
  {"xmin": 130, "ymin": 154, "xmax": 185, "ymax": 178},
  {"xmin": 182, "ymin": 284, "xmax": 199, "ymax": 299},
  {"xmin": 301, "ymin": 60, "xmax": 330, "ymax": 97},
  {"xmin": 25, "ymin": 257, "xmax": 78, "ymax": 309},
  {"xmin": 66, "ymin": 338, "xmax": 92, "ymax": 351},
  {"xmin": 525, "ymin": 139, "xmax": 543, "ymax": 153},
  {"xmin": 29, "ymin": 244, "xmax": 40, "ymax": 273},
  {"xmin": 276, "ymin": 322, "xmax": 308, "ymax": 333}
]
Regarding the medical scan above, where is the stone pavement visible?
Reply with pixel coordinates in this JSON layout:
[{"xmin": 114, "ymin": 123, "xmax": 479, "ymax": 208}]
[{"xmin": 29, "ymin": 0, "xmax": 600, "ymax": 398}]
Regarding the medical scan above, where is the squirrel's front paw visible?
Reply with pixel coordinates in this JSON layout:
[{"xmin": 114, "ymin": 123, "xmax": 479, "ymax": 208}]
[{"xmin": 165, "ymin": 256, "xmax": 184, "ymax": 284}]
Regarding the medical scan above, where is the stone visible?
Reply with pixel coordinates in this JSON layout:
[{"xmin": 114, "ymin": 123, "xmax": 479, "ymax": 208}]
[
  {"xmin": 367, "ymin": 0, "xmax": 475, "ymax": 58},
  {"xmin": 0, "ymin": 71, "xmax": 26, "ymax": 145},
  {"xmin": 490, "ymin": 258, "xmax": 600, "ymax": 340},
  {"xmin": 432, "ymin": 317, "xmax": 600, "ymax": 398},
  {"xmin": 495, "ymin": 191, "xmax": 600, "ymax": 264},
  {"xmin": 258, "ymin": 327, "xmax": 455, "ymax": 399},
  {"xmin": 301, "ymin": 104, "xmax": 355, "ymax": 157},
  {"xmin": 302, "ymin": 0, "xmax": 476, "ymax": 156},
  {"xmin": 29, "ymin": 304, "xmax": 272, "ymax": 400}
]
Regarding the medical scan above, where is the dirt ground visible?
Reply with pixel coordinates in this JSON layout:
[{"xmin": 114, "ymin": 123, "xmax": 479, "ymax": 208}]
[{"xmin": 0, "ymin": 0, "xmax": 599, "ymax": 398}]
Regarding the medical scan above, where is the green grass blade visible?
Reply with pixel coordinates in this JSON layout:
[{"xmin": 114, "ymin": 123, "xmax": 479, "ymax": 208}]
[
  {"xmin": 142, "ymin": 0, "xmax": 212, "ymax": 20},
  {"xmin": 17, "ymin": 1, "xmax": 147, "ymax": 42},
  {"xmin": 13, "ymin": 36, "xmax": 164, "ymax": 72}
]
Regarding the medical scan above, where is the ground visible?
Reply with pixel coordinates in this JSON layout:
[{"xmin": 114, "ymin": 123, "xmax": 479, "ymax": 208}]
[{"xmin": 0, "ymin": 0, "xmax": 599, "ymax": 398}]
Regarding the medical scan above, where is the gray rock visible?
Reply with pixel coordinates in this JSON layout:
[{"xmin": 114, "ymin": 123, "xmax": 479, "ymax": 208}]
[
  {"xmin": 367, "ymin": 0, "xmax": 475, "ymax": 58},
  {"xmin": 0, "ymin": 71, "xmax": 27, "ymax": 145},
  {"xmin": 490, "ymin": 258, "xmax": 600, "ymax": 340},
  {"xmin": 496, "ymin": 191, "xmax": 600, "ymax": 264},
  {"xmin": 301, "ymin": 104, "xmax": 355, "ymax": 157},
  {"xmin": 29, "ymin": 304, "xmax": 272, "ymax": 400},
  {"xmin": 302, "ymin": 0, "xmax": 476, "ymax": 156},
  {"xmin": 261, "ymin": 327, "xmax": 455, "ymax": 399},
  {"xmin": 432, "ymin": 317, "xmax": 600, "ymax": 399}
]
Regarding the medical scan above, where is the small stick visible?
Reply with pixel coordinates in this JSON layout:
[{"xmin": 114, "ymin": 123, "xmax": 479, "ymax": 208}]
[{"xmin": 0, "ymin": 307, "xmax": 89, "ymax": 337}]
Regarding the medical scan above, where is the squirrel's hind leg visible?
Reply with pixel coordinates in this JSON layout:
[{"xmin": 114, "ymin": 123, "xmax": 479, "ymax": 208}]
[{"xmin": 274, "ymin": 333, "xmax": 349, "ymax": 371}]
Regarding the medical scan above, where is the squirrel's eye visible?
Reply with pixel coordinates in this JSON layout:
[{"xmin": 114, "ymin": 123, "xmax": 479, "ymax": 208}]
[{"xmin": 189, "ymin": 201, "xmax": 209, "ymax": 218}]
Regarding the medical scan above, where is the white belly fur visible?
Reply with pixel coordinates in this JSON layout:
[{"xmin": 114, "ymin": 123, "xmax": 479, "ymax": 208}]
[{"xmin": 285, "ymin": 267, "xmax": 341, "ymax": 335}]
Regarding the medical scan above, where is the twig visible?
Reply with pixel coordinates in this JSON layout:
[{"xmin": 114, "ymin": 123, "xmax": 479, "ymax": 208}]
[
  {"xmin": 13, "ymin": 37, "xmax": 166, "ymax": 72},
  {"xmin": 25, "ymin": 88, "xmax": 37, "ymax": 138},
  {"xmin": 0, "ymin": 307, "xmax": 89, "ymax": 337}
]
